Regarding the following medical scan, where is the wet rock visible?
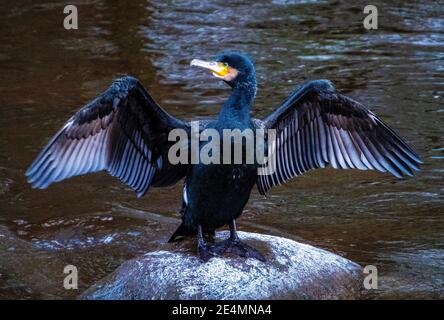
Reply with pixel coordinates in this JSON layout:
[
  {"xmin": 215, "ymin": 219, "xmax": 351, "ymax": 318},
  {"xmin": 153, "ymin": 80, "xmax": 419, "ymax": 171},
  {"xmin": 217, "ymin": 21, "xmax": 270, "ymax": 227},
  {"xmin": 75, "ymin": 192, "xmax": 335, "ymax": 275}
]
[{"xmin": 80, "ymin": 231, "xmax": 363, "ymax": 300}]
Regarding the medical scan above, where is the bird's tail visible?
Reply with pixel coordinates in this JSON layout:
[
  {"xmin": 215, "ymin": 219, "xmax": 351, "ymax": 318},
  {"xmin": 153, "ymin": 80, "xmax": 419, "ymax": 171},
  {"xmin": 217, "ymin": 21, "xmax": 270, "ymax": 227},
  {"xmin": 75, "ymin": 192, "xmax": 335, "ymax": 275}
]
[{"xmin": 168, "ymin": 223, "xmax": 195, "ymax": 243}]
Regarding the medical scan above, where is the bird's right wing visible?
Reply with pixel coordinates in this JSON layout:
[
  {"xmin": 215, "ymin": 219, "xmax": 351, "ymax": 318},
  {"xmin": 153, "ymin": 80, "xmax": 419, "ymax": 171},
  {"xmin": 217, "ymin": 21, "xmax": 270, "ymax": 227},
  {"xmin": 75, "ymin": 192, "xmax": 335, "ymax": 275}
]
[
  {"xmin": 26, "ymin": 76, "xmax": 189, "ymax": 197},
  {"xmin": 257, "ymin": 80, "xmax": 422, "ymax": 195}
]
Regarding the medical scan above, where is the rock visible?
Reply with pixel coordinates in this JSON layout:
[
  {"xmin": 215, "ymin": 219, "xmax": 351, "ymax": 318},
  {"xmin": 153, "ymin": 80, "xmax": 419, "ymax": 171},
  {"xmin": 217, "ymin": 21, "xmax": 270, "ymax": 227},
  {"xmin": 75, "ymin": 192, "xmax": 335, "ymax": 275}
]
[{"xmin": 80, "ymin": 231, "xmax": 363, "ymax": 300}]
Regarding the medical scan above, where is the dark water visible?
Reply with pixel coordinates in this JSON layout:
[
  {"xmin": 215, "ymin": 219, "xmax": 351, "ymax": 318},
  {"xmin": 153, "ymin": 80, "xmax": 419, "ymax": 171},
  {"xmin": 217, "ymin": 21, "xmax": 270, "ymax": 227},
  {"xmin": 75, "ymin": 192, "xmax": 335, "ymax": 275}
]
[{"xmin": 0, "ymin": 0, "xmax": 443, "ymax": 299}]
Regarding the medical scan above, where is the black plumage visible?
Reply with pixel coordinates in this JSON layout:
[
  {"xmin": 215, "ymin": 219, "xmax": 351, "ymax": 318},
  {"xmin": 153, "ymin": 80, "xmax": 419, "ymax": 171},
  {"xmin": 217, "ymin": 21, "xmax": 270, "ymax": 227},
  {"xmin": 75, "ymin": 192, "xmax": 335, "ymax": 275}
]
[
  {"xmin": 26, "ymin": 76, "xmax": 189, "ymax": 197},
  {"xmin": 26, "ymin": 53, "xmax": 422, "ymax": 261},
  {"xmin": 257, "ymin": 80, "xmax": 422, "ymax": 194}
]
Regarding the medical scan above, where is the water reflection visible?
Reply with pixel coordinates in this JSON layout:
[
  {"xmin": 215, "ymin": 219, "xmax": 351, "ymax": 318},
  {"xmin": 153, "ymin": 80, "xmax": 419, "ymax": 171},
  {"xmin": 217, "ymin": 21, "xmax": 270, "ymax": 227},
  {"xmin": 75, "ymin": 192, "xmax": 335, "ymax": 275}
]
[{"xmin": 0, "ymin": 0, "xmax": 443, "ymax": 299}]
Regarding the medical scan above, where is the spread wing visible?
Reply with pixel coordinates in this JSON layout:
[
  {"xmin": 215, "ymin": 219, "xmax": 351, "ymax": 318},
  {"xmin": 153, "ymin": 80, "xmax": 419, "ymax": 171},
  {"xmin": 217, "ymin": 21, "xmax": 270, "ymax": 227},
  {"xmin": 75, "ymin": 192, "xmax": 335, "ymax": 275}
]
[
  {"xmin": 26, "ymin": 76, "xmax": 189, "ymax": 197},
  {"xmin": 257, "ymin": 80, "xmax": 422, "ymax": 195}
]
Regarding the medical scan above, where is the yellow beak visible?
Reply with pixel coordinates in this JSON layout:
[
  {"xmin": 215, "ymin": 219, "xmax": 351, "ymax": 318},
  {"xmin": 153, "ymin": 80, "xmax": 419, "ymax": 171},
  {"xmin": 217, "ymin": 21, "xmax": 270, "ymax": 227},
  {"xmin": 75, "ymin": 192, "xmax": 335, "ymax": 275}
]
[{"xmin": 190, "ymin": 59, "xmax": 230, "ymax": 77}]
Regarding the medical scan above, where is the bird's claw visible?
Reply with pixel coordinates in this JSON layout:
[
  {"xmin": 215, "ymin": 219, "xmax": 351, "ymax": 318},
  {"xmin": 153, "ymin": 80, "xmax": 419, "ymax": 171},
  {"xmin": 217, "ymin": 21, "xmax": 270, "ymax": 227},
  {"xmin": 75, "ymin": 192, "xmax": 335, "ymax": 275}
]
[{"xmin": 198, "ymin": 242, "xmax": 219, "ymax": 262}]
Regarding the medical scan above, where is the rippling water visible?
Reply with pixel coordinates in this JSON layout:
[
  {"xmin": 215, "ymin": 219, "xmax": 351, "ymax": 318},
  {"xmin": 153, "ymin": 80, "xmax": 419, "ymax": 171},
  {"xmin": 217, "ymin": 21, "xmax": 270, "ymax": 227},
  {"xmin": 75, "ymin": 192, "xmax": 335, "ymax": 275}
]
[{"xmin": 0, "ymin": 0, "xmax": 443, "ymax": 299}]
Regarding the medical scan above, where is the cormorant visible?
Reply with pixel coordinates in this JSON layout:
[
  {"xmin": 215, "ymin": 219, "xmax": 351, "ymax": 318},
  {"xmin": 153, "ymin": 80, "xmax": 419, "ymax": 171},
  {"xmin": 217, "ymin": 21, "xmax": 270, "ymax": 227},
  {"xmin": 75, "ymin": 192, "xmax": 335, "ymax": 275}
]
[{"xmin": 26, "ymin": 52, "xmax": 422, "ymax": 261}]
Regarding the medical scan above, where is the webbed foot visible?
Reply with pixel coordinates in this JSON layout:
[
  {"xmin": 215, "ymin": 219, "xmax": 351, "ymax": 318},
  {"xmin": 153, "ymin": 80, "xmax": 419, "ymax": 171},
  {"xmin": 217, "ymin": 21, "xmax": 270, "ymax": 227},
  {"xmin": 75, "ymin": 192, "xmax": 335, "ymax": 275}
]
[
  {"xmin": 198, "ymin": 242, "xmax": 220, "ymax": 262},
  {"xmin": 197, "ymin": 221, "xmax": 266, "ymax": 262},
  {"xmin": 213, "ymin": 238, "xmax": 266, "ymax": 262},
  {"xmin": 197, "ymin": 225, "xmax": 219, "ymax": 262}
]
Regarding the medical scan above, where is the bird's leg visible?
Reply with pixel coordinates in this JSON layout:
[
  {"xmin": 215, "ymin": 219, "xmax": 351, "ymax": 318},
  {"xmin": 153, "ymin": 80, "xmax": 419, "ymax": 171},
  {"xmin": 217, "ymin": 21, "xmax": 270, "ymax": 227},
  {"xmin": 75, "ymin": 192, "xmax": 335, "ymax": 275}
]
[
  {"xmin": 205, "ymin": 229, "xmax": 216, "ymax": 243},
  {"xmin": 228, "ymin": 220, "xmax": 238, "ymax": 241},
  {"xmin": 197, "ymin": 225, "xmax": 218, "ymax": 262},
  {"xmin": 214, "ymin": 220, "xmax": 266, "ymax": 262}
]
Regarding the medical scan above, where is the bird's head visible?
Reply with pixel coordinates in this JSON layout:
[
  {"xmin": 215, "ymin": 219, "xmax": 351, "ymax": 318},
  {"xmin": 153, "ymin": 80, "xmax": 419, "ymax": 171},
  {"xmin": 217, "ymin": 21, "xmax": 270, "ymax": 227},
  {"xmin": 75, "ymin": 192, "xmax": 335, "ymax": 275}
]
[{"xmin": 191, "ymin": 52, "xmax": 256, "ymax": 90}]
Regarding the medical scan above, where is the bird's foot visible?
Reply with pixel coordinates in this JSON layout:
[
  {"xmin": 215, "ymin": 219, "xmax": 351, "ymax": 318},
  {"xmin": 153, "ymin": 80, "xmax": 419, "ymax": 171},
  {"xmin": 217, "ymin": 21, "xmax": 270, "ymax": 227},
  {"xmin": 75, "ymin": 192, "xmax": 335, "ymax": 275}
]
[
  {"xmin": 198, "ymin": 242, "xmax": 219, "ymax": 262},
  {"xmin": 213, "ymin": 239, "xmax": 266, "ymax": 262},
  {"xmin": 205, "ymin": 231, "xmax": 216, "ymax": 244}
]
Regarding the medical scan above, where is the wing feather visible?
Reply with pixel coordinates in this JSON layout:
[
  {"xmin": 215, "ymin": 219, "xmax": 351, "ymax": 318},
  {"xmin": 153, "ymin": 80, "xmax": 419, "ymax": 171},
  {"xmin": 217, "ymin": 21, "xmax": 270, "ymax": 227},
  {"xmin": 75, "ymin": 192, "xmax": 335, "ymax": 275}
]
[
  {"xmin": 258, "ymin": 80, "xmax": 422, "ymax": 194},
  {"xmin": 26, "ymin": 76, "xmax": 189, "ymax": 197}
]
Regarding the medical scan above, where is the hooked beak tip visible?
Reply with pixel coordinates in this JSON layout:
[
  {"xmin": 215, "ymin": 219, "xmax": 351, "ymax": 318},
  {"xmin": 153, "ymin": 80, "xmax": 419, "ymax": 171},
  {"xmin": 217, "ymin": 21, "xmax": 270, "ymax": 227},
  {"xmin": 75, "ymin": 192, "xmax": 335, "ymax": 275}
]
[{"xmin": 190, "ymin": 59, "xmax": 231, "ymax": 78}]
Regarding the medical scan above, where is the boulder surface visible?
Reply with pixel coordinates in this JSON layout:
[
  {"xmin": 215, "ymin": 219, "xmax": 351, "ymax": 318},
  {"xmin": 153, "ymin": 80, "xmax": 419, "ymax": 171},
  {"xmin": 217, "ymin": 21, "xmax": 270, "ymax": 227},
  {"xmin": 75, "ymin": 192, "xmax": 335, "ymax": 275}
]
[{"xmin": 80, "ymin": 231, "xmax": 363, "ymax": 300}]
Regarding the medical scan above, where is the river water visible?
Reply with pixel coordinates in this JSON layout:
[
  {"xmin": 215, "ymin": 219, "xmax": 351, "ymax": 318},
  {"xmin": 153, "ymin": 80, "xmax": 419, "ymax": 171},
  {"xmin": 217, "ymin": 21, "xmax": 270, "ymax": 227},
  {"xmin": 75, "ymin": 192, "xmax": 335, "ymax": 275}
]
[{"xmin": 0, "ymin": 0, "xmax": 443, "ymax": 299}]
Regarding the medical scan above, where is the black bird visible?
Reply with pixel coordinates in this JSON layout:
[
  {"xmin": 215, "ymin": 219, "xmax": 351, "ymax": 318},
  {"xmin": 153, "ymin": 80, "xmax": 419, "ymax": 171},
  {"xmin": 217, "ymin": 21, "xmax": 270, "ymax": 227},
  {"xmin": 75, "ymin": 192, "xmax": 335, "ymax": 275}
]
[{"xmin": 26, "ymin": 52, "xmax": 422, "ymax": 261}]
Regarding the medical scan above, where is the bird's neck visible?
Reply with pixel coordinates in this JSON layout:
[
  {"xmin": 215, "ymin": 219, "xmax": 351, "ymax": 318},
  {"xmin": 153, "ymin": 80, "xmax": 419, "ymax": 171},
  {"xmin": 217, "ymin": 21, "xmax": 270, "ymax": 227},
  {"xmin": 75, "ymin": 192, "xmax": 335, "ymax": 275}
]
[{"xmin": 218, "ymin": 81, "xmax": 256, "ymax": 126}]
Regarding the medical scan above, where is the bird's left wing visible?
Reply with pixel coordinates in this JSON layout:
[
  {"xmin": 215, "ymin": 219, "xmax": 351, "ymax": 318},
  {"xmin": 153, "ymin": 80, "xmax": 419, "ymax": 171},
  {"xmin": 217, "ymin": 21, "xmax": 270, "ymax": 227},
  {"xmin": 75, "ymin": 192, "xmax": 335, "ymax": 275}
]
[
  {"xmin": 26, "ymin": 76, "xmax": 189, "ymax": 197},
  {"xmin": 257, "ymin": 80, "xmax": 422, "ymax": 195}
]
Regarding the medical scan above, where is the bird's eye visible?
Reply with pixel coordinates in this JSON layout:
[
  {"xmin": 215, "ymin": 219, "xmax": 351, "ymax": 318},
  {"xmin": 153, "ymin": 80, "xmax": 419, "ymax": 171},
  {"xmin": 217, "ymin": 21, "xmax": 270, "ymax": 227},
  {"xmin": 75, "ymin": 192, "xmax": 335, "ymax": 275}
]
[{"xmin": 223, "ymin": 63, "xmax": 229, "ymax": 67}]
